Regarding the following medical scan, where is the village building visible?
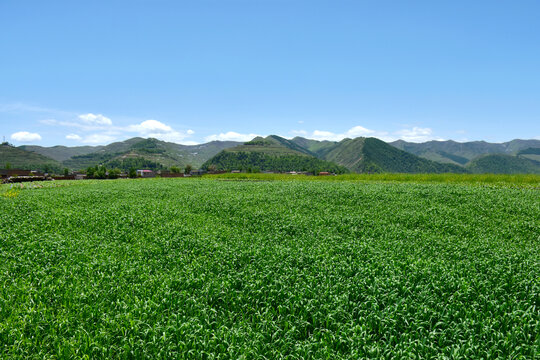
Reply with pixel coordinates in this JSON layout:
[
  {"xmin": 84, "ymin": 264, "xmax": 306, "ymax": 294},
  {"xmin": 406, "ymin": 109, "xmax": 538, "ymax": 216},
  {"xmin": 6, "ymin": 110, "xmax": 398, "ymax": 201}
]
[
  {"xmin": 136, "ymin": 169, "xmax": 155, "ymax": 178},
  {"xmin": 190, "ymin": 169, "xmax": 205, "ymax": 176},
  {"xmin": 0, "ymin": 169, "xmax": 34, "ymax": 179}
]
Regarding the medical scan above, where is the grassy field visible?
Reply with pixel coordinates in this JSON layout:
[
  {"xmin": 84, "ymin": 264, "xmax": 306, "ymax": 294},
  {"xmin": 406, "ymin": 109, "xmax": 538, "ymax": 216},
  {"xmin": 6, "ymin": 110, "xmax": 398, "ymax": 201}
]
[
  {"xmin": 205, "ymin": 172, "xmax": 540, "ymax": 187},
  {"xmin": 0, "ymin": 178, "xmax": 539, "ymax": 358}
]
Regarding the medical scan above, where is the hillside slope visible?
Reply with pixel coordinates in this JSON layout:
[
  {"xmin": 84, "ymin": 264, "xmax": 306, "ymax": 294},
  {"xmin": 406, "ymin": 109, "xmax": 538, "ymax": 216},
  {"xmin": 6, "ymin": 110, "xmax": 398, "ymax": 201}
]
[
  {"xmin": 20, "ymin": 145, "xmax": 101, "ymax": 161},
  {"xmin": 202, "ymin": 136, "xmax": 349, "ymax": 173},
  {"xmin": 291, "ymin": 137, "xmax": 339, "ymax": 158},
  {"xmin": 0, "ymin": 143, "xmax": 62, "ymax": 171},
  {"xmin": 466, "ymin": 154, "xmax": 540, "ymax": 174},
  {"xmin": 321, "ymin": 137, "xmax": 467, "ymax": 173},
  {"xmin": 516, "ymin": 147, "xmax": 540, "ymax": 162}
]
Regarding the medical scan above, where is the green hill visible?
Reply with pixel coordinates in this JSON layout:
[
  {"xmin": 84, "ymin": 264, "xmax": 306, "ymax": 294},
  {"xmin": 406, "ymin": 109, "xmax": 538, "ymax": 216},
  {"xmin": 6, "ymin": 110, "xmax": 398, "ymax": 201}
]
[
  {"xmin": 466, "ymin": 154, "xmax": 540, "ymax": 174},
  {"xmin": 202, "ymin": 136, "xmax": 349, "ymax": 173},
  {"xmin": 0, "ymin": 143, "xmax": 62, "ymax": 172},
  {"xmin": 58, "ymin": 138, "xmax": 240, "ymax": 170},
  {"xmin": 320, "ymin": 137, "xmax": 467, "ymax": 173},
  {"xmin": 222, "ymin": 136, "xmax": 314, "ymax": 156}
]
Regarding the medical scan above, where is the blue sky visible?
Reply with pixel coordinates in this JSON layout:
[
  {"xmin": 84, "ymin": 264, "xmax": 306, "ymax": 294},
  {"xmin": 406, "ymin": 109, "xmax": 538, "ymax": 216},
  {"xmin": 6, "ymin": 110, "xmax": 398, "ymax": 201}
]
[{"xmin": 1, "ymin": 0, "xmax": 539, "ymax": 146}]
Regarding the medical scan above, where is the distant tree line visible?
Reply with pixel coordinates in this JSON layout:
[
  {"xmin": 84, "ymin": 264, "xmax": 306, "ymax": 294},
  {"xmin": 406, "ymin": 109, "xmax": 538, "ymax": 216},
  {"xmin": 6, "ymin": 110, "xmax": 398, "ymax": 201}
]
[
  {"xmin": 244, "ymin": 139, "xmax": 273, "ymax": 146},
  {"xmin": 86, "ymin": 165, "xmax": 121, "ymax": 179},
  {"xmin": 104, "ymin": 158, "xmax": 164, "ymax": 172},
  {"xmin": 202, "ymin": 152, "xmax": 349, "ymax": 174}
]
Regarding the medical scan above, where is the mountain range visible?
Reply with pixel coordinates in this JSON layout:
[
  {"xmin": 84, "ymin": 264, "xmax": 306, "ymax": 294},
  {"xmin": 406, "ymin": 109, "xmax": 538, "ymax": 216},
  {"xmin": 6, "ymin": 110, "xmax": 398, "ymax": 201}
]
[
  {"xmin": 1, "ymin": 136, "xmax": 540, "ymax": 174},
  {"xmin": 390, "ymin": 139, "xmax": 540, "ymax": 165}
]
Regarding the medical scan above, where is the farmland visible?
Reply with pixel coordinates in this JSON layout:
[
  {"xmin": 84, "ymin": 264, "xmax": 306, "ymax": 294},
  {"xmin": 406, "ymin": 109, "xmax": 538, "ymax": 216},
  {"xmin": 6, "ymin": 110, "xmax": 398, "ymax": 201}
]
[{"xmin": 0, "ymin": 178, "xmax": 538, "ymax": 358}]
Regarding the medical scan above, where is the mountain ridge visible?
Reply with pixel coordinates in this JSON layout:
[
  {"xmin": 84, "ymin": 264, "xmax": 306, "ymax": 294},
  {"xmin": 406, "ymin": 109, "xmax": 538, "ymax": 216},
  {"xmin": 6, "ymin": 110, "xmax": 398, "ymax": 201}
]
[
  {"xmin": 389, "ymin": 138, "xmax": 540, "ymax": 165},
  {"xmin": 3, "ymin": 136, "xmax": 540, "ymax": 174},
  {"xmin": 290, "ymin": 137, "xmax": 467, "ymax": 173}
]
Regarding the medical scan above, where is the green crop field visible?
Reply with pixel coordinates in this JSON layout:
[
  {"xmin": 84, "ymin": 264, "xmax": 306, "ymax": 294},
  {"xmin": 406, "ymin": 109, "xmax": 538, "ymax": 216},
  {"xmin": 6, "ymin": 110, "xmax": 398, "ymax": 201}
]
[{"xmin": 0, "ymin": 178, "xmax": 538, "ymax": 358}]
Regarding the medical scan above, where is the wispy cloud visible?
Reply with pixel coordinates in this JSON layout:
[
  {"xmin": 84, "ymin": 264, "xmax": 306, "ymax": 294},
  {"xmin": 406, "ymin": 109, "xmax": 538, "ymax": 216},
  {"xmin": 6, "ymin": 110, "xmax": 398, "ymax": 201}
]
[
  {"xmin": 78, "ymin": 113, "xmax": 112, "ymax": 126},
  {"xmin": 41, "ymin": 113, "xmax": 116, "ymax": 132},
  {"xmin": 11, "ymin": 131, "xmax": 42, "ymax": 142},
  {"xmin": 204, "ymin": 131, "xmax": 260, "ymax": 142},
  {"xmin": 81, "ymin": 134, "xmax": 117, "ymax": 144},
  {"xmin": 66, "ymin": 134, "xmax": 82, "ymax": 141},
  {"xmin": 0, "ymin": 102, "xmax": 74, "ymax": 116}
]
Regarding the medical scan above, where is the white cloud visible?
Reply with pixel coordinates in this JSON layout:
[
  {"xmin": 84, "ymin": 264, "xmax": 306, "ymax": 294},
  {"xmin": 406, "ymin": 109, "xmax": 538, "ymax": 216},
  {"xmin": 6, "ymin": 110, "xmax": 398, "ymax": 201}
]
[
  {"xmin": 81, "ymin": 134, "xmax": 117, "ymax": 144},
  {"xmin": 204, "ymin": 131, "xmax": 260, "ymax": 142},
  {"xmin": 128, "ymin": 119, "xmax": 172, "ymax": 133},
  {"xmin": 41, "ymin": 114, "xmax": 195, "ymax": 145},
  {"xmin": 394, "ymin": 127, "xmax": 442, "ymax": 142},
  {"xmin": 11, "ymin": 131, "xmax": 42, "ymax": 142},
  {"xmin": 127, "ymin": 119, "xmax": 194, "ymax": 143},
  {"xmin": 346, "ymin": 126, "xmax": 376, "ymax": 137},
  {"xmin": 78, "ymin": 113, "xmax": 112, "ymax": 126},
  {"xmin": 66, "ymin": 134, "xmax": 82, "ymax": 140},
  {"xmin": 40, "ymin": 119, "xmax": 58, "ymax": 125},
  {"xmin": 309, "ymin": 126, "xmax": 379, "ymax": 141},
  {"xmin": 311, "ymin": 130, "xmax": 341, "ymax": 141},
  {"xmin": 40, "ymin": 114, "xmax": 112, "ymax": 131},
  {"xmin": 146, "ymin": 131, "xmax": 194, "ymax": 143}
]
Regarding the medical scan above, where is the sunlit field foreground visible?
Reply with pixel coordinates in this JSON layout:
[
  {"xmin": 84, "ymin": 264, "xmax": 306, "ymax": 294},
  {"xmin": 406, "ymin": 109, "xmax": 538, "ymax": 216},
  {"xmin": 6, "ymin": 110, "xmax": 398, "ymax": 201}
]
[{"xmin": 1, "ymin": 178, "xmax": 538, "ymax": 358}]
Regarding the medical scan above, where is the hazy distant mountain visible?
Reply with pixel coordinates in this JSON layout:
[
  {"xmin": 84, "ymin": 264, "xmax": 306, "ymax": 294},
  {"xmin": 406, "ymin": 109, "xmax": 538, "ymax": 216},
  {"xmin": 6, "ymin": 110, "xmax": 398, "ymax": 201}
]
[
  {"xmin": 466, "ymin": 154, "xmax": 540, "ymax": 174},
  {"xmin": 291, "ymin": 137, "xmax": 467, "ymax": 173},
  {"xmin": 1, "ymin": 143, "xmax": 62, "ymax": 172},
  {"xmin": 19, "ymin": 144, "xmax": 102, "ymax": 162},
  {"xmin": 202, "ymin": 135, "xmax": 349, "ymax": 173},
  {"xmin": 389, "ymin": 139, "xmax": 540, "ymax": 165},
  {"xmin": 517, "ymin": 147, "xmax": 540, "ymax": 162}
]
